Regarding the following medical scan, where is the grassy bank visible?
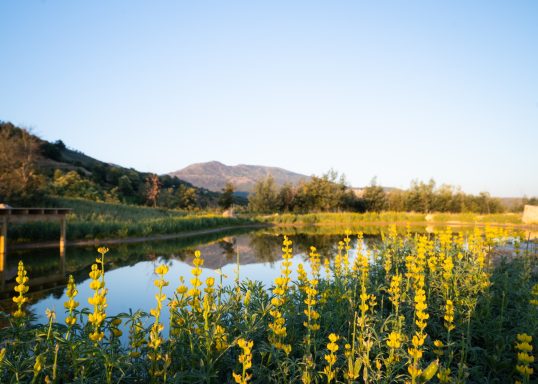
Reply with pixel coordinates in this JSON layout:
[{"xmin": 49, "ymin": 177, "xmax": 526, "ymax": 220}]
[
  {"xmin": 257, "ymin": 211, "xmax": 525, "ymax": 226},
  {"xmin": 8, "ymin": 197, "xmax": 257, "ymax": 243},
  {"xmin": 1, "ymin": 228, "xmax": 536, "ymax": 383}
]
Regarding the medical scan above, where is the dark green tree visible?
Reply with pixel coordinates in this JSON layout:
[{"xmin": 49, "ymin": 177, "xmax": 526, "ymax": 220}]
[
  {"xmin": 219, "ymin": 182, "xmax": 235, "ymax": 210},
  {"xmin": 277, "ymin": 183, "xmax": 295, "ymax": 212},
  {"xmin": 249, "ymin": 176, "xmax": 278, "ymax": 212},
  {"xmin": 362, "ymin": 177, "xmax": 387, "ymax": 212}
]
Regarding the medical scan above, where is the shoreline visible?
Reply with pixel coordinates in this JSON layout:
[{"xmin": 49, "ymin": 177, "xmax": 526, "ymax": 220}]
[
  {"xmin": 8, "ymin": 223, "xmax": 270, "ymax": 250},
  {"xmin": 266, "ymin": 220, "xmax": 538, "ymax": 230},
  {"xmin": 8, "ymin": 220, "xmax": 538, "ymax": 250}
]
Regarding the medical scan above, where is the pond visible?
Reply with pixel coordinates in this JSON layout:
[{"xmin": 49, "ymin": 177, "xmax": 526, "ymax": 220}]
[{"xmin": 0, "ymin": 225, "xmax": 530, "ymax": 327}]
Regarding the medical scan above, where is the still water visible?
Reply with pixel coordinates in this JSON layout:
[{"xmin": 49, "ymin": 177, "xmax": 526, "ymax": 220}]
[
  {"xmin": 1, "ymin": 227, "xmax": 385, "ymax": 326},
  {"xmin": 2, "ymin": 224, "xmax": 515, "ymax": 327}
]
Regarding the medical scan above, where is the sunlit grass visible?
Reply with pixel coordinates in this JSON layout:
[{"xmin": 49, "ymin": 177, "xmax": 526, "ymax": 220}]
[
  {"xmin": 9, "ymin": 197, "xmax": 256, "ymax": 243},
  {"xmin": 258, "ymin": 211, "xmax": 525, "ymax": 226}
]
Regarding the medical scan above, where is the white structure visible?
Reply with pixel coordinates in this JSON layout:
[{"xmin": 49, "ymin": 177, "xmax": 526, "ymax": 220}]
[{"xmin": 522, "ymin": 205, "xmax": 538, "ymax": 224}]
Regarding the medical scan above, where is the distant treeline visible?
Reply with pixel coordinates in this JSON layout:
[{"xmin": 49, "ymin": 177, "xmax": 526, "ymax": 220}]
[
  {"xmin": 247, "ymin": 174, "xmax": 537, "ymax": 214},
  {"xmin": 0, "ymin": 122, "xmax": 243, "ymax": 209},
  {"xmin": 2, "ymin": 122, "xmax": 535, "ymax": 214}
]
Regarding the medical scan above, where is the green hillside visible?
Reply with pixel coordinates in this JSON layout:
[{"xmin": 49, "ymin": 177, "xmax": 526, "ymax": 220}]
[{"xmin": 0, "ymin": 121, "xmax": 246, "ymax": 208}]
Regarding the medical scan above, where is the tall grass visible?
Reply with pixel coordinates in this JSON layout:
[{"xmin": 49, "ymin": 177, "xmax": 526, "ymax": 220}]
[
  {"xmin": 8, "ymin": 197, "xmax": 256, "ymax": 242},
  {"xmin": 51, "ymin": 197, "xmax": 189, "ymax": 222},
  {"xmin": 259, "ymin": 211, "xmax": 525, "ymax": 226}
]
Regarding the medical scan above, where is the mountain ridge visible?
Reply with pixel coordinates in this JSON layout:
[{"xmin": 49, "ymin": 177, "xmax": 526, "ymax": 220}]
[{"xmin": 170, "ymin": 161, "xmax": 311, "ymax": 193}]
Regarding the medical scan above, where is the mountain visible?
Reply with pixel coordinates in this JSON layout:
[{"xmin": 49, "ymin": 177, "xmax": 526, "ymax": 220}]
[{"xmin": 170, "ymin": 161, "xmax": 311, "ymax": 193}]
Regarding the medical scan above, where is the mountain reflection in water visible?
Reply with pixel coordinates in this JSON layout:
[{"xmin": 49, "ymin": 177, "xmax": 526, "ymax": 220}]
[{"xmin": 0, "ymin": 224, "xmax": 489, "ymax": 325}]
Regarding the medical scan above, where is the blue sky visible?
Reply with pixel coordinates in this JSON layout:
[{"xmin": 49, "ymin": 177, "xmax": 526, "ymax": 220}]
[{"xmin": 1, "ymin": 1, "xmax": 537, "ymax": 196}]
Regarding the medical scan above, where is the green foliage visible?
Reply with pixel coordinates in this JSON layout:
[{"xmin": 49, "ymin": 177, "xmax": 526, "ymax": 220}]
[
  {"xmin": 218, "ymin": 182, "xmax": 235, "ymax": 210},
  {"xmin": 249, "ymin": 175, "xmax": 279, "ymax": 212},
  {"xmin": 387, "ymin": 180, "xmax": 505, "ymax": 214},
  {"xmin": 248, "ymin": 173, "xmax": 509, "ymax": 215},
  {"xmin": 52, "ymin": 170, "xmax": 109, "ymax": 201},
  {"xmin": 249, "ymin": 170, "xmax": 358, "ymax": 213},
  {"xmin": 362, "ymin": 177, "xmax": 387, "ymax": 212}
]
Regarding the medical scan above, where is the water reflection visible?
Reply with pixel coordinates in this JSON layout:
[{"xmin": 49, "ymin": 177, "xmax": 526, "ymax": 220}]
[
  {"xmin": 0, "ymin": 227, "xmax": 375, "ymax": 322},
  {"xmin": 1, "ymin": 224, "xmax": 532, "ymax": 325}
]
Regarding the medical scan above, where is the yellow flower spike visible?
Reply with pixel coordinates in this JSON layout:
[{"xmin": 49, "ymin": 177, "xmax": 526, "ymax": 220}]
[
  {"xmin": 214, "ymin": 325, "xmax": 228, "ymax": 351},
  {"xmin": 148, "ymin": 262, "xmax": 169, "ymax": 375},
  {"xmin": 323, "ymin": 333, "xmax": 340, "ymax": 383},
  {"xmin": 97, "ymin": 246, "xmax": 109, "ymax": 255},
  {"xmin": 87, "ymin": 249, "xmax": 108, "ymax": 343},
  {"xmin": 244, "ymin": 289, "xmax": 251, "ymax": 306},
  {"xmin": 515, "ymin": 334, "xmax": 534, "ymax": 382},
  {"xmin": 517, "ymin": 333, "xmax": 533, "ymax": 343},
  {"xmin": 155, "ymin": 264, "xmax": 169, "ymax": 276},
  {"xmin": 234, "ymin": 338, "xmax": 254, "ymax": 384},
  {"xmin": 387, "ymin": 331, "xmax": 403, "ymax": 349},
  {"xmin": 309, "ymin": 246, "xmax": 321, "ymax": 278},
  {"xmin": 268, "ymin": 236, "xmax": 293, "ymax": 355},
  {"xmin": 328, "ymin": 333, "xmax": 339, "ymax": 343},
  {"xmin": 65, "ymin": 316, "xmax": 77, "ymax": 326},
  {"xmin": 516, "ymin": 342, "xmax": 533, "ymax": 353},
  {"xmin": 12, "ymin": 261, "xmax": 30, "ymax": 319},
  {"xmin": 33, "ymin": 354, "xmax": 44, "ymax": 375}
]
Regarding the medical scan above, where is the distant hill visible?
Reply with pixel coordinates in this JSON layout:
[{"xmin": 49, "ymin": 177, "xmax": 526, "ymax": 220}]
[
  {"xmin": 0, "ymin": 121, "xmax": 224, "ymax": 207},
  {"xmin": 170, "ymin": 161, "xmax": 311, "ymax": 193}
]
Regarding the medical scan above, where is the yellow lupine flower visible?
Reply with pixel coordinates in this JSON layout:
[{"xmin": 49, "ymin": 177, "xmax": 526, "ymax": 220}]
[
  {"xmin": 323, "ymin": 333, "xmax": 340, "ymax": 383},
  {"xmin": 233, "ymin": 338, "xmax": 253, "ymax": 384},
  {"xmin": 387, "ymin": 331, "xmax": 403, "ymax": 349},
  {"xmin": 515, "ymin": 333, "xmax": 534, "ymax": 382},
  {"xmin": 12, "ymin": 261, "xmax": 30, "ymax": 318}
]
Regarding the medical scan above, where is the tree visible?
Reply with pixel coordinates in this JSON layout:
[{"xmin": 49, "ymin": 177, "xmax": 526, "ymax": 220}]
[
  {"xmin": 145, "ymin": 174, "xmax": 160, "ymax": 207},
  {"xmin": 295, "ymin": 170, "xmax": 350, "ymax": 212},
  {"xmin": 277, "ymin": 183, "xmax": 295, "ymax": 212},
  {"xmin": 0, "ymin": 123, "xmax": 45, "ymax": 204},
  {"xmin": 249, "ymin": 176, "xmax": 278, "ymax": 212},
  {"xmin": 118, "ymin": 175, "xmax": 135, "ymax": 201},
  {"xmin": 52, "ymin": 170, "xmax": 103, "ymax": 201},
  {"xmin": 386, "ymin": 190, "xmax": 406, "ymax": 211},
  {"xmin": 405, "ymin": 179, "xmax": 436, "ymax": 212},
  {"xmin": 219, "ymin": 182, "xmax": 235, "ymax": 210},
  {"xmin": 180, "ymin": 187, "xmax": 198, "ymax": 210},
  {"xmin": 40, "ymin": 140, "xmax": 64, "ymax": 161},
  {"xmin": 362, "ymin": 177, "xmax": 387, "ymax": 212}
]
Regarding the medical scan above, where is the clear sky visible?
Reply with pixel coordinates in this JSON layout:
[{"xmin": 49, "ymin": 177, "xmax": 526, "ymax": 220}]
[{"xmin": 1, "ymin": 1, "xmax": 537, "ymax": 197}]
